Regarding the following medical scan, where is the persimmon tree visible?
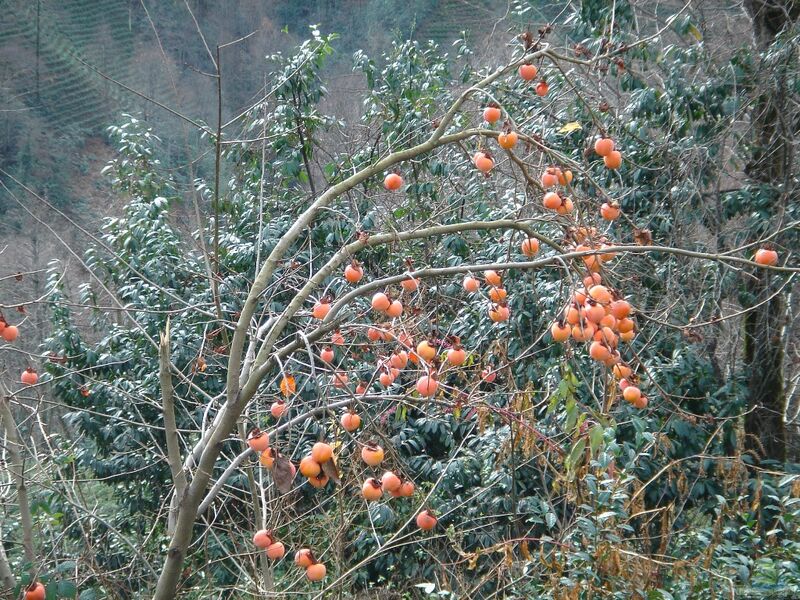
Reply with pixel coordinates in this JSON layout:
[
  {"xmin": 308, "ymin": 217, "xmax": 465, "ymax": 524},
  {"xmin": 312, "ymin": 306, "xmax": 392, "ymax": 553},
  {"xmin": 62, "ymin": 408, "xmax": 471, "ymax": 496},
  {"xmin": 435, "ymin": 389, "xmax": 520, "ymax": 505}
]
[{"xmin": 2, "ymin": 3, "xmax": 800, "ymax": 599}]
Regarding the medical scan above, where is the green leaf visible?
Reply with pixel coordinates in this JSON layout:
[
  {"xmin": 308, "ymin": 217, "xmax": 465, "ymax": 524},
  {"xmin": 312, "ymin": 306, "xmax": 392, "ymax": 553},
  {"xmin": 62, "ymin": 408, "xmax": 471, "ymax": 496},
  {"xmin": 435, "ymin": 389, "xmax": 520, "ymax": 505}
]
[{"xmin": 589, "ymin": 425, "xmax": 604, "ymax": 455}]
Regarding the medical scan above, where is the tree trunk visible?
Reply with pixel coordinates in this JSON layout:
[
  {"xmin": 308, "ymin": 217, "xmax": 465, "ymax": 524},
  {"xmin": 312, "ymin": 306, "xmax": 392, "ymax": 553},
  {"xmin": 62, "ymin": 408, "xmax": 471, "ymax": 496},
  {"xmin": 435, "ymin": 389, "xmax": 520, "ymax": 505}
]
[{"xmin": 741, "ymin": 0, "xmax": 798, "ymax": 463}]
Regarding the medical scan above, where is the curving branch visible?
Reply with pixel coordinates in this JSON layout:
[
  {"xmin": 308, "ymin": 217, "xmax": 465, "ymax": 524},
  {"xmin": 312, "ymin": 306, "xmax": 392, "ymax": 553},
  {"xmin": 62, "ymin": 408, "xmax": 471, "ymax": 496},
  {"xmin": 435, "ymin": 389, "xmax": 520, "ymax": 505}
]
[{"xmin": 160, "ymin": 321, "xmax": 188, "ymax": 536}]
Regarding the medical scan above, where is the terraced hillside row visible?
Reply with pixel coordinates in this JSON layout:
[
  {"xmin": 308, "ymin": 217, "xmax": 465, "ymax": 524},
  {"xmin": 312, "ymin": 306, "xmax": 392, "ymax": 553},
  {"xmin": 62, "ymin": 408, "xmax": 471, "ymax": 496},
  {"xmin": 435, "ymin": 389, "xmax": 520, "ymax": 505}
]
[{"xmin": 0, "ymin": 0, "xmax": 159, "ymax": 135}]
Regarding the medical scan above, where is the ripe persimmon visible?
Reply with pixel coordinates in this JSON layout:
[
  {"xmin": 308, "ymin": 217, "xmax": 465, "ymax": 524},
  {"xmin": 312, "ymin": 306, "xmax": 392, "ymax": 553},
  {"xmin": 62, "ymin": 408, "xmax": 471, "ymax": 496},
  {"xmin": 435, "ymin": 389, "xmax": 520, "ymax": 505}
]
[
  {"xmin": 2, "ymin": 324, "xmax": 19, "ymax": 342},
  {"xmin": 488, "ymin": 286, "xmax": 507, "ymax": 303},
  {"xmin": 379, "ymin": 371, "xmax": 394, "ymax": 387},
  {"xmin": 604, "ymin": 150, "xmax": 622, "ymax": 169},
  {"xmin": 416, "ymin": 510, "xmax": 438, "ymax": 530},
  {"xmin": 583, "ymin": 301, "xmax": 606, "ymax": 324},
  {"xmin": 308, "ymin": 473, "xmax": 329, "ymax": 488},
  {"xmin": 312, "ymin": 301, "xmax": 331, "ymax": 320},
  {"xmin": 295, "ymin": 549, "xmax": 314, "ymax": 568},
  {"xmin": 594, "ymin": 137, "xmax": 614, "ymax": 157},
  {"xmin": 541, "ymin": 167, "xmax": 560, "ymax": 188},
  {"xmin": 386, "ymin": 300, "xmax": 403, "ymax": 318},
  {"xmin": 355, "ymin": 381, "xmax": 368, "ymax": 395},
  {"xmin": 498, "ymin": 131, "xmax": 518, "ymax": 149},
  {"xmin": 572, "ymin": 323, "xmax": 596, "ymax": 342},
  {"xmin": 633, "ymin": 395, "xmax": 648, "ymax": 409},
  {"xmin": 271, "ymin": 400, "xmax": 287, "ymax": 419},
  {"xmin": 588, "ymin": 285, "xmax": 612, "ymax": 305},
  {"xmin": 416, "ymin": 341, "xmax": 437, "ymax": 362},
  {"xmin": 392, "ymin": 479, "xmax": 416, "ymax": 497},
  {"xmin": 300, "ymin": 456, "xmax": 322, "ymax": 478},
  {"xmin": 474, "ymin": 152, "xmax": 494, "ymax": 173},
  {"xmin": 416, "ymin": 375, "xmax": 439, "ymax": 397},
  {"xmin": 384, "ymin": 173, "xmax": 403, "ymax": 191},
  {"xmin": 518, "ymin": 63, "xmax": 538, "ymax": 80},
  {"xmin": 341, "ymin": 411, "xmax": 361, "ymax": 431},
  {"xmin": 600, "ymin": 202, "xmax": 620, "ymax": 221},
  {"xmin": 344, "ymin": 262, "xmax": 364, "ymax": 283},
  {"xmin": 381, "ymin": 471, "xmax": 402, "ymax": 493},
  {"xmin": 253, "ymin": 529, "xmax": 273, "ymax": 549},
  {"xmin": 610, "ymin": 300, "xmax": 631, "ymax": 320},
  {"xmin": 306, "ymin": 562, "xmax": 326, "ymax": 581},
  {"xmin": 613, "ymin": 363, "xmax": 632, "ymax": 379},
  {"xmin": 564, "ymin": 304, "xmax": 581, "ymax": 325},
  {"xmin": 401, "ymin": 276, "xmax": 420, "ymax": 291},
  {"xmin": 543, "ymin": 191, "xmax": 561, "ymax": 210},
  {"xmin": 24, "ymin": 583, "xmax": 46, "ymax": 600},
  {"xmin": 551, "ymin": 321, "xmax": 571, "ymax": 342},
  {"xmin": 331, "ymin": 331, "xmax": 345, "ymax": 346},
  {"xmin": 483, "ymin": 106, "xmax": 502, "ymax": 123},
  {"xmin": 371, "ymin": 292, "xmax": 391, "ymax": 312},
  {"xmin": 536, "ymin": 81, "xmax": 549, "ymax": 96},
  {"xmin": 616, "ymin": 316, "xmax": 634, "ymax": 333},
  {"xmin": 622, "ymin": 386, "xmax": 642, "ymax": 403},
  {"xmin": 332, "ymin": 371, "xmax": 349, "ymax": 388},
  {"xmin": 390, "ymin": 349, "xmax": 409, "ymax": 369},
  {"xmin": 488, "ymin": 304, "xmax": 510, "ymax": 322},
  {"xmin": 266, "ymin": 541, "xmax": 285, "ymax": 559},
  {"xmin": 754, "ymin": 248, "xmax": 778, "ymax": 266},
  {"xmin": 589, "ymin": 341, "xmax": 612, "ymax": 362},
  {"xmin": 447, "ymin": 346, "xmax": 467, "ymax": 366},
  {"xmin": 259, "ymin": 448, "xmax": 276, "ymax": 468},
  {"xmin": 520, "ymin": 237, "xmax": 540, "ymax": 257},
  {"xmin": 361, "ymin": 443, "xmax": 384, "ymax": 466},
  {"xmin": 484, "ymin": 270, "xmax": 502, "ymax": 286},
  {"xmin": 556, "ymin": 197, "xmax": 574, "ymax": 214},
  {"xmin": 247, "ymin": 429, "xmax": 270, "ymax": 452},
  {"xmin": 558, "ymin": 170, "xmax": 573, "ymax": 185},
  {"xmin": 362, "ymin": 478, "xmax": 383, "ymax": 501},
  {"xmin": 481, "ymin": 368, "xmax": 497, "ymax": 383},
  {"xmin": 320, "ymin": 346, "xmax": 335, "ymax": 363},
  {"xmin": 463, "ymin": 276, "xmax": 481, "ymax": 293},
  {"xmin": 21, "ymin": 368, "xmax": 38, "ymax": 386}
]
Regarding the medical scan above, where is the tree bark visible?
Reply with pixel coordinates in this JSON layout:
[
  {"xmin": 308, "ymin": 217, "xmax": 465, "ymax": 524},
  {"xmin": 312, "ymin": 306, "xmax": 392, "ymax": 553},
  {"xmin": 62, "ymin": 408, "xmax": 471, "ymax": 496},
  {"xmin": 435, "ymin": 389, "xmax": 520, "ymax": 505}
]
[{"xmin": 741, "ymin": 0, "xmax": 798, "ymax": 462}]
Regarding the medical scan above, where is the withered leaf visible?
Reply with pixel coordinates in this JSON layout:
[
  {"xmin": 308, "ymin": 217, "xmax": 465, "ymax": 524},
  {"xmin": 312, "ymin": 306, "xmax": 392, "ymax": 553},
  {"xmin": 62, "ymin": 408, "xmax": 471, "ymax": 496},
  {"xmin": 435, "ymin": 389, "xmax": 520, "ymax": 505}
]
[
  {"xmin": 320, "ymin": 458, "xmax": 341, "ymax": 485},
  {"xmin": 633, "ymin": 228, "xmax": 653, "ymax": 246},
  {"xmin": 272, "ymin": 455, "xmax": 295, "ymax": 494},
  {"xmin": 520, "ymin": 540, "xmax": 531, "ymax": 561}
]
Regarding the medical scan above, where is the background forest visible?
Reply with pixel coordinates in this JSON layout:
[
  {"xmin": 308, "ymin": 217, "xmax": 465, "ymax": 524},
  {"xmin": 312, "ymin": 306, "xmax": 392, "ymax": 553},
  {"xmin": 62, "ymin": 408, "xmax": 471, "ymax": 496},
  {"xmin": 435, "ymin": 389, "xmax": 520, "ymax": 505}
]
[{"xmin": 1, "ymin": 0, "xmax": 799, "ymax": 599}]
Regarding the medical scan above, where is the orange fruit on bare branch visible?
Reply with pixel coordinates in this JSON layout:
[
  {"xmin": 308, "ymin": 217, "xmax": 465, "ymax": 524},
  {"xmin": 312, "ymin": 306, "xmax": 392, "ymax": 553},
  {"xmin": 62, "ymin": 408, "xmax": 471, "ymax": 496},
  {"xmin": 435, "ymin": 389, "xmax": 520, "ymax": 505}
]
[
  {"xmin": 416, "ymin": 374, "xmax": 439, "ymax": 397},
  {"xmin": 247, "ymin": 429, "xmax": 270, "ymax": 452},
  {"xmin": 754, "ymin": 248, "xmax": 778, "ymax": 266},
  {"xmin": 483, "ymin": 105, "xmax": 501, "ymax": 123},
  {"xmin": 384, "ymin": 172, "xmax": 403, "ymax": 191},
  {"xmin": 604, "ymin": 150, "xmax": 622, "ymax": 170},
  {"xmin": 416, "ymin": 510, "xmax": 438, "ymax": 530},
  {"xmin": 498, "ymin": 131, "xmax": 518, "ymax": 149},
  {"xmin": 594, "ymin": 137, "xmax": 615, "ymax": 157},
  {"xmin": 306, "ymin": 562, "xmax": 327, "ymax": 581},
  {"xmin": 463, "ymin": 276, "xmax": 481, "ymax": 293},
  {"xmin": 361, "ymin": 442, "xmax": 385, "ymax": 466},
  {"xmin": 344, "ymin": 261, "xmax": 364, "ymax": 283},
  {"xmin": 340, "ymin": 411, "xmax": 362, "ymax": 432},
  {"xmin": 2, "ymin": 324, "xmax": 19, "ymax": 342},
  {"xmin": 474, "ymin": 151, "xmax": 495, "ymax": 173},
  {"xmin": 21, "ymin": 367, "xmax": 38, "ymax": 386},
  {"xmin": 520, "ymin": 237, "xmax": 540, "ymax": 257},
  {"xmin": 518, "ymin": 63, "xmax": 538, "ymax": 80},
  {"xmin": 362, "ymin": 477, "xmax": 384, "ymax": 501}
]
